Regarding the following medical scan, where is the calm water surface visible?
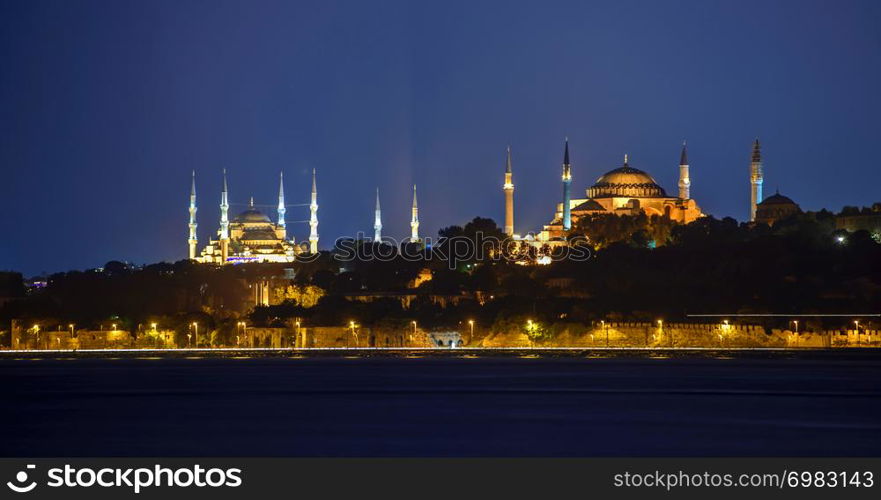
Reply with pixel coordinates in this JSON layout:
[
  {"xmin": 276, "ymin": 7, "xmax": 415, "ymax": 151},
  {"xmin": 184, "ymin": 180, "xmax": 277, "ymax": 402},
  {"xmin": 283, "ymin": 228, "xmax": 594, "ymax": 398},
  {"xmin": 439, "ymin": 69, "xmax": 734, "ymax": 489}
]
[{"xmin": 1, "ymin": 353, "xmax": 879, "ymax": 456}]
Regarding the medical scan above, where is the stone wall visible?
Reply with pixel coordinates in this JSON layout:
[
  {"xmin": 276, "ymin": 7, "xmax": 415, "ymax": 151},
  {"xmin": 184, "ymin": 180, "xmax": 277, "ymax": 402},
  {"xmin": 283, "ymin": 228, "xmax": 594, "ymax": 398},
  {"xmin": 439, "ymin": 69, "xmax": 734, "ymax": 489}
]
[
  {"xmin": 5, "ymin": 318, "xmax": 879, "ymax": 350},
  {"xmin": 10, "ymin": 328, "xmax": 179, "ymax": 350},
  {"xmin": 480, "ymin": 322, "xmax": 881, "ymax": 348}
]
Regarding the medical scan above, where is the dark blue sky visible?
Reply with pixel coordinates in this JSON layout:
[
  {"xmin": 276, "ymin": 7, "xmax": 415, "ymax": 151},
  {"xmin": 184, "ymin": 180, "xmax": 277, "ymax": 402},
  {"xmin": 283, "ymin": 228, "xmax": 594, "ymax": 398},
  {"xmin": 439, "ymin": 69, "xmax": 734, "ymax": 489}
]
[{"xmin": 2, "ymin": 0, "xmax": 880, "ymax": 275}]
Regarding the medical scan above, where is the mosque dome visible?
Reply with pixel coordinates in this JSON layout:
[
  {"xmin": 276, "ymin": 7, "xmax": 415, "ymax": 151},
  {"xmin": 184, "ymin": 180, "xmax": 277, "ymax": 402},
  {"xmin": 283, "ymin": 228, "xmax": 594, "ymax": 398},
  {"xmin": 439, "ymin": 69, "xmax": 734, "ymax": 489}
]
[
  {"xmin": 758, "ymin": 192, "xmax": 797, "ymax": 206},
  {"xmin": 587, "ymin": 156, "xmax": 667, "ymax": 198},
  {"xmin": 756, "ymin": 191, "xmax": 801, "ymax": 225},
  {"xmin": 234, "ymin": 207, "xmax": 272, "ymax": 224}
]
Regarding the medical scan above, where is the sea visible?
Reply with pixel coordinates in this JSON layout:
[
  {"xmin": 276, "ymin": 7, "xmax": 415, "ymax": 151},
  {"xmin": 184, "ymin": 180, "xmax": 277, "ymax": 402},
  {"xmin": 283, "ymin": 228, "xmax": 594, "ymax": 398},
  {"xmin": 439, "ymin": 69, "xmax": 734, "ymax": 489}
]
[{"xmin": 1, "ymin": 350, "xmax": 879, "ymax": 456}]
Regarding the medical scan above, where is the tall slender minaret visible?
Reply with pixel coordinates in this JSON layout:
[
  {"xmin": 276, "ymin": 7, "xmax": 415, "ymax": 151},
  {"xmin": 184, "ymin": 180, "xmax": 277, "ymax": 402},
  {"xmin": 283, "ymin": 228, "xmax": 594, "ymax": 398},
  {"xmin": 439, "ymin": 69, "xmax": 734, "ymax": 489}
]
[
  {"xmin": 219, "ymin": 169, "xmax": 230, "ymax": 263},
  {"xmin": 749, "ymin": 138, "xmax": 763, "ymax": 222},
  {"xmin": 503, "ymin": 146, "xmax": 515, "ymax": 236},
  {"xmin": 373, "ymin": 188, "xmax": 382, "ymax": 242},
  {"xmin": 309, "ymin": 169, "xmax": 319, "ymax": 253},
  {"xmin": 678, "ymin": 140, "xmax": 690, "ymax": 200},
  {"xmin": 410, "ymin": 184, "xmax": 419, "ymax": 241},
  {"xmin": 188, "ymin": 171, "xmax": 198, "ymax": 259},
  {"xmin": 561, "ymin": 138, "xmax": 572, "ymax": 231},
  {"xmin": 277, "ymin": 171, "xmax": 286, "ymax": 239}
]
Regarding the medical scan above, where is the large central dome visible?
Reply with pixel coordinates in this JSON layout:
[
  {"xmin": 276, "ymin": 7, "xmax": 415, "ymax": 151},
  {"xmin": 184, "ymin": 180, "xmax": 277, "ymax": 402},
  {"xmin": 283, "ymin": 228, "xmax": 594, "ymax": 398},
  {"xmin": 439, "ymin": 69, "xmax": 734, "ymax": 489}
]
[
  {"xmin": 234, "ymin": 207, "xmax": 272, "ymax": 224},
  {"xmin": 587, "ymin": 158, "xmax": 667, "ymax": 198}
]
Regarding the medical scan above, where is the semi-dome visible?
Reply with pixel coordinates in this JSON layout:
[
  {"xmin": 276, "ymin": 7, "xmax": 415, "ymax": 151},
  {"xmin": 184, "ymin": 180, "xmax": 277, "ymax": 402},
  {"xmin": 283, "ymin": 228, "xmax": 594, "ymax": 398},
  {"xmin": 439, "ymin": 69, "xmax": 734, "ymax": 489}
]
[{"xmin": 587, "ymin": 156, "xmax": 667, "ymax": 198}]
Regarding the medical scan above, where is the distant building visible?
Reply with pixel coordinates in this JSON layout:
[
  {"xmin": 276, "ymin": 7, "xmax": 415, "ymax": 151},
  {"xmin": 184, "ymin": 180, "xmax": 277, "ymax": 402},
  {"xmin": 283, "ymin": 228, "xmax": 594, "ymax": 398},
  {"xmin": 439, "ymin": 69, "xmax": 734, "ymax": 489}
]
[
  {"xmin": 835, "ymin": 203, "xmax": 881, "ymax": 237},
  {"xmin": 755, "ymin": 191, "xmax": 801, "ymax": 226},
  {"xmin": 193, "ymin": 170, "xmax": 311, "ymax": 264},
  {"xmin": 536, "ymin": 141, "xmax": 704, "ymax": 242}
]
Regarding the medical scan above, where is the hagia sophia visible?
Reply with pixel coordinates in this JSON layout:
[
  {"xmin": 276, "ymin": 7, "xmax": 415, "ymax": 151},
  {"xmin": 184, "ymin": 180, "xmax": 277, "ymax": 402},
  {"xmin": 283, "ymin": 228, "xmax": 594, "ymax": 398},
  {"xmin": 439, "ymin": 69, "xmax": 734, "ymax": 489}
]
[{"xmin": 186, "ymin": 138, "xmax": 805, "ymax": 264}]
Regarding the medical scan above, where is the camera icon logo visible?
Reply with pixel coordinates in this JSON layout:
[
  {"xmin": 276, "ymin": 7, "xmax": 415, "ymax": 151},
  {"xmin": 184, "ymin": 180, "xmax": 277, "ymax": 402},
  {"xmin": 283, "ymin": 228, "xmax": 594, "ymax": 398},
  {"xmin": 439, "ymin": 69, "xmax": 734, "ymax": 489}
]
[{"xmin": 6, "ymin": 464, "xmax": 37, "ymax": 493}]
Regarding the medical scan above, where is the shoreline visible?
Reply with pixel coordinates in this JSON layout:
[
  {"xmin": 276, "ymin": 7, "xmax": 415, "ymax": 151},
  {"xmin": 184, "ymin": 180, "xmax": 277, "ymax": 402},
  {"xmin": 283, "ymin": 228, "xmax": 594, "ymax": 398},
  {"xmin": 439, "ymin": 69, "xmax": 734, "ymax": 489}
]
[{"xmin": 1, "ymin": 346, "xmax": 878, "ymax": 360}]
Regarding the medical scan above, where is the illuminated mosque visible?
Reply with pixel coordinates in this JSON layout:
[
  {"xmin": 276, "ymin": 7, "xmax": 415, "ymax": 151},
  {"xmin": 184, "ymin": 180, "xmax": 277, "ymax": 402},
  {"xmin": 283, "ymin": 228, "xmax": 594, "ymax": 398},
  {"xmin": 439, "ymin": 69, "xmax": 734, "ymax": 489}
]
[
  {"xmin": 502, "ymin": 138, "xmax": 793, "ymax": 243},
  {"xmin": 189, "ymin": 169, "xmax": 319, "ymax": 264},
  {"xmin": 500, "ymin": 139, "xmax": 705, "ymax": 242},
  {"xmin": 185, "ymin": 136, "xmax": 794, "ymax": 264},
  {"xmin": 187, "ymin": 168, "xmax": 422, "ymax": 264}
]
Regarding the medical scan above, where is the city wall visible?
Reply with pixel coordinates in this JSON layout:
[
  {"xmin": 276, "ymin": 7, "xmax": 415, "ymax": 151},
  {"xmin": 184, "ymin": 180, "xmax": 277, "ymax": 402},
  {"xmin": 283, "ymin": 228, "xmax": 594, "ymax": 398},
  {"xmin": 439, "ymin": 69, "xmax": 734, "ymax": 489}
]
[
  {"xmin": 4, "ymin": 320, "xmax": 879, "ymax": 350},
  {"xmin": 479, "ymin": 322, "xmax": 881, "ymax": 348}
]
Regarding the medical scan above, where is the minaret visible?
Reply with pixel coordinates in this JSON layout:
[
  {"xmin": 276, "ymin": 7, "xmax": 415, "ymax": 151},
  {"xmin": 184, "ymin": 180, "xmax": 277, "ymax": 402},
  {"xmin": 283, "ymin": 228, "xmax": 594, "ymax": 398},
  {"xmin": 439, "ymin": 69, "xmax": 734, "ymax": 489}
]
[
  {"xmin": 219, "ymin": 169, "xmax": 230, "ymax": 263},
  {"xmin": 749, "ymin": 138, "xmax": 764, "ymax": 222},
  {"xmin": 309, "ymin": 169, "xmax": 319, "ymax": 253},
  {"xmin": 188, "ymin": 171, "xmax": 198, "ymax": 259},
  {"xmin": 503, "ymin": 146, "xmax": 515, "ymax": 236},
  {"xmin": 678, "ymin": 140, "xmax": 690, "ymax": 200},
  {"xmin": 277, "ymin": 171, "xmax": 286, "ymax": 239},
  {"xmin": 373, "ymin": 188, "xmax": 383, "ymax": 242},
  {"xmin": 561, "ymin": 138, "xmax": 572, "ymax": 231},
  {"xmin": 410, "ymin": 184, "xmax": 419, "ymax": 241}
]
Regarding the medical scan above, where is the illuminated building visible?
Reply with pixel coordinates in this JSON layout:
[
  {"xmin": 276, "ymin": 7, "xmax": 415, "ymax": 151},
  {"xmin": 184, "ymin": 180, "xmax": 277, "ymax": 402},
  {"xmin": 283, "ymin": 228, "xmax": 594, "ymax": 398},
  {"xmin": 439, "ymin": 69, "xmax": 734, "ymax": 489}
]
[
  {"xmin": 193, "ymin": 171, "xmax": 309, "ymax": 264},
  {"xmin": 309, "ymin": 169, "xmax": 319, "ymax": 254},
  {"xmin": 503, "ymin": 146, "xmax": 514, "ymax": 236},
  {"xmin": 410, "ymin": 184, "xmax": 420, "ymax": 241},
  {"xmin": 374, "ymin": 188, "xmax": 383, "ymax": 241},
  {"xmin": 536, "ymin": 142, "xmax": 704, "ymax": 242},
  {"xmin": 749, "ymin": 138, "xmax": 764, "ymax": 222}
]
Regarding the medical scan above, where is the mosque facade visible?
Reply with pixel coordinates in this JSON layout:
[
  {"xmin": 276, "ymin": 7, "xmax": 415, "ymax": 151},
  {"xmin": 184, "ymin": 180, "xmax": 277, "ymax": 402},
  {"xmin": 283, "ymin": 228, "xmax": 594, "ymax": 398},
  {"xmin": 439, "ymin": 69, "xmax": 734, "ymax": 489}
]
[{"xmin": 190, "ymin": 170, "xmax": 318, "ymax": 264}]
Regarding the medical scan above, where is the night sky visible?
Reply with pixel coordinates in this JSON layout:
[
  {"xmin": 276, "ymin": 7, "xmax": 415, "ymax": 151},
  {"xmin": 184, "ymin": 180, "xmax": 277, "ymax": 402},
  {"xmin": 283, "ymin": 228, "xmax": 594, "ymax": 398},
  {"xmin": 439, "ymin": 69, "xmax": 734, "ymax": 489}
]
[{"xmin": 2, "ymin": 0, "xmax": 880, "ymax": 276}]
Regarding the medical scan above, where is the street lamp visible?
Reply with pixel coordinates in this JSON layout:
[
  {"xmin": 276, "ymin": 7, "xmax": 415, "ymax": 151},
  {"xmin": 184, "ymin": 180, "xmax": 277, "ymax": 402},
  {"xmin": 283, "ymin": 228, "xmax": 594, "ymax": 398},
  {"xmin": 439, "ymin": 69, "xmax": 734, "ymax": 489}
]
[
  {"xmin": 657, "ymin": 319, "xmax": 669, "ymax": 347},
  {"xmin": 295, "ymin": 320, "xmax": 301, "ymax": 348},
  {"xmin": 468, "ymin": 319, "xmax": 474, "ymax": 344},
  {"xmin": 349, "ymin": 321, "xmax": 358, "ymax": 346},
  {"xmin": 192, "ymin": 322, "xmax": 198, "ymax": 348},
  {"xmin": 854, "ymin": 320, "xmax": 860, "ymax": 346},
  {"xmin": 68, "ymin": 324, "xmax": 75, "ymax": 336}
]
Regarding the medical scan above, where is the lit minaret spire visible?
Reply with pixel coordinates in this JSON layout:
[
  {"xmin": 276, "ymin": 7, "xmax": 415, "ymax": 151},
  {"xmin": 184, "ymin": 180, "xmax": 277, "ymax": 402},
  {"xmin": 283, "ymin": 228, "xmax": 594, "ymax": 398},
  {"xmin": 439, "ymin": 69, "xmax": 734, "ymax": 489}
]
[
  {"xmin": 503, "ymin": 146, "xmax": 515, "ymax": 236},
  {"xmin": 678, "ymin": 140, "xmax": 690, "ymax": 200},
  {"xmin": 277, "ymin": 171, "xmax": 286, "ymax": 239},
  {"xmin": 410, "ymin": 184, "xmax": 419, "ymax": 241},
  {"xmin": 749, "ymin": 138, "xmax": 764, "ymax": 222},
  {"xmin": 188, "ymin": 170, "xmax": 198, "ymax": 259},
  {"xmin": 309, "ymin": 169, "xmax": 319, "ymax": 253},
  {"xmin": 219, "ymin": 169, "xmax": 230, "ymax": 262},
  {"xmin": 561, "ymin": 138, "xmax": 572, "ymax": 231},
  {"xmin": 374, "ymin": 188, "xmax": 383, "ymax": 242}
]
